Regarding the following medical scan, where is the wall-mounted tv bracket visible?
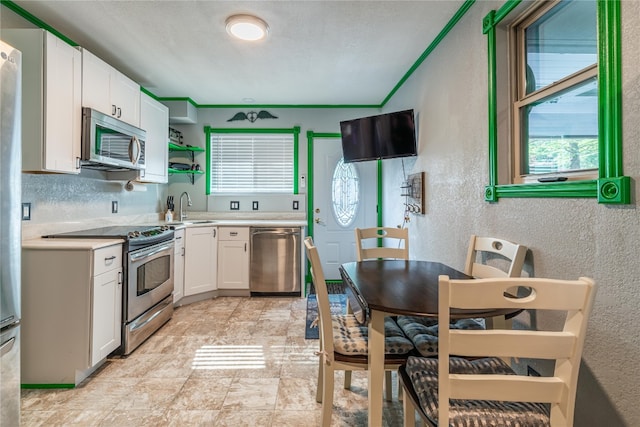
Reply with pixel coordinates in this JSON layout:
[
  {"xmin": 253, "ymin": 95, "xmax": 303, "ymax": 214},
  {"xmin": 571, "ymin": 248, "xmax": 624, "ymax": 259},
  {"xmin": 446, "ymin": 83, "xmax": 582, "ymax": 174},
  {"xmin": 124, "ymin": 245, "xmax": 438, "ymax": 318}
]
[{"xmin": 401, "ymin": 172, "xmax": 425, "ymax": 216}]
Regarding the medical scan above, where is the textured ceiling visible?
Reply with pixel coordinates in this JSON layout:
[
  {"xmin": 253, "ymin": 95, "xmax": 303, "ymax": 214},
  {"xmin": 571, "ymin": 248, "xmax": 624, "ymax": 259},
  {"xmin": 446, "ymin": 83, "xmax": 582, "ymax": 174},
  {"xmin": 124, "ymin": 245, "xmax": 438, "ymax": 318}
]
[{"xmin": 7, "ymin": 0, "xmax": 466, "ymax": 105}]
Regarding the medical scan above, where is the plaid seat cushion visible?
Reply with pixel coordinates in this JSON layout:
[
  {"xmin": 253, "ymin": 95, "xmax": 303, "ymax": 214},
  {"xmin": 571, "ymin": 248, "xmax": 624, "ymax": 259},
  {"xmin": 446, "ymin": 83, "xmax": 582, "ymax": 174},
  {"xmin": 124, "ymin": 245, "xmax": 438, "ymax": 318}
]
[
  {"xmin": 332, "ymin": 314, "xmax": 414, "ymax": 355},
  {"xmin": 397, "ymin": 316, "xmax": 485, "ymax": 357},
  {"xmin": 405, "ymin": 356, "xmax": 550, "ymax": 427}
]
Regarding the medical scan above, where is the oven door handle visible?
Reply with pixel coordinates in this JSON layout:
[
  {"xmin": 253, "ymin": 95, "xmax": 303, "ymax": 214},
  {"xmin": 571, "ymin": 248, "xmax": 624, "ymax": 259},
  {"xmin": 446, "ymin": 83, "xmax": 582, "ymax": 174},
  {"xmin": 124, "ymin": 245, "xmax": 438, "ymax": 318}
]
[{"xmin": 130, "ymin": 243, "xmax": 173, "ymax": 261}]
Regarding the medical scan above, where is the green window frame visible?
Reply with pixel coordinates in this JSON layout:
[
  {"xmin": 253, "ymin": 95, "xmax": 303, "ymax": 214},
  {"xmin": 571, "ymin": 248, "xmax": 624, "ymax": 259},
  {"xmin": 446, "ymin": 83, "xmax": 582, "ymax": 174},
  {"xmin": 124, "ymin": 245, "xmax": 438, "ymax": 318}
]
[
  {"xmin": 483, "ymin": 0, "xmax": 630, "ymax": 204},
  {"xmin": 204, "ymin": 126, "xmax": 300, "ymax": 196}
]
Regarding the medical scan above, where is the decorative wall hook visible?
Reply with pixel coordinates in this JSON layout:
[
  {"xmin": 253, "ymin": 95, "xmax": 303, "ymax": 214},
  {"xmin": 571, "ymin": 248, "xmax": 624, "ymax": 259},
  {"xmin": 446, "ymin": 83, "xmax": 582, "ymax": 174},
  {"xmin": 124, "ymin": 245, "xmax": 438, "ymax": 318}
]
[{"xmin": 227, "ymin": 110, "xmax": 278, "ymax": 123}]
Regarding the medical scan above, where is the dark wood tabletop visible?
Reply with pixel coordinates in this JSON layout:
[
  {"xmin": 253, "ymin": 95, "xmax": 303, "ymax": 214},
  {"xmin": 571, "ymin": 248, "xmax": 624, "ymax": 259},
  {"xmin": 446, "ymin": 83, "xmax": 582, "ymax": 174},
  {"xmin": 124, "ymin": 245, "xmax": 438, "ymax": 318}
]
[{"xmin": 339, "ymin": 260, "xmax": 517, "ymax": 320}]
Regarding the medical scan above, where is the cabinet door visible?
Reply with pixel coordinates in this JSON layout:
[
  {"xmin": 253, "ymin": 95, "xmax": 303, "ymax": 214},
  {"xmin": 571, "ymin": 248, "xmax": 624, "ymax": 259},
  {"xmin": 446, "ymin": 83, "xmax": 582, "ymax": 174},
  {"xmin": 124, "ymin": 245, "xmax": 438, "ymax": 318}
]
[
  {"xmin": 217, "ymin": 240, "xmax": 249, "ymax": 289},
  {"xmin": 112, "ymin": 71, "xmax": 140, "ymax": 126},
  {"xmin": 173, "ymin": 229, "xmax": 185, "ymax": 303},
  {"xmin": 43, "ymin": 32, "xmax": 82, "ymax": 174},
  {"xmin": 139, "ymin": 93, "xmax": 168, "ymax": 183},
  {"xmin": 81, "ymin": 49, "xmax": 112, "ymax": 116},
  {"xmin": 184, "ymin": 227, "xmax": 217, "ymax": 296},
  {"xmin": 91, "ymin": 267, "xmax": 122, "ymax": 366}
]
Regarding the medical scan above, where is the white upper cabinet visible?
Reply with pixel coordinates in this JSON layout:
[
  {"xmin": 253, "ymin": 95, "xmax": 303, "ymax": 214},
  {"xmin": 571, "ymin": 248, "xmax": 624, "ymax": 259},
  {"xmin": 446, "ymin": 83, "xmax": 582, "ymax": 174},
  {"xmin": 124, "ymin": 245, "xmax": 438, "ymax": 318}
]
[
  {"xmin": 138, "ymin": 93, "xmax": 169, "ymax": 183},
  {"xmin": 3, "ymin": 29, "xmax": 82, "ymax": 174},
  {"xmin": 81, "ymin": 49, "xmax": 140, "ymax": 127}
]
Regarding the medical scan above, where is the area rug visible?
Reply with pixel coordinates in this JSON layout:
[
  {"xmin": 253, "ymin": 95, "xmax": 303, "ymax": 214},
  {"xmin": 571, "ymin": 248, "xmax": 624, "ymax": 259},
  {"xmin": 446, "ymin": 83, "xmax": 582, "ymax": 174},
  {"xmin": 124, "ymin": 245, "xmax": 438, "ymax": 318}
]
[{"xmin": 305, "ymin": 293, "xmax": 347, "ymax": 339}]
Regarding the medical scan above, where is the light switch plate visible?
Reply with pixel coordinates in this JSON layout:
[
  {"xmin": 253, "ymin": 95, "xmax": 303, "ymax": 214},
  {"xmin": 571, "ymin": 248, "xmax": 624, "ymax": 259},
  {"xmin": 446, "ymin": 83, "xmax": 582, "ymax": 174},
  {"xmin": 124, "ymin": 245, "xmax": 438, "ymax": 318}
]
[
  {"xmin": 22, "ymin": 202, "xmax": 31, "ymax": 220},
  {"xmin": 252, "ymin": 201, "xmax": 259, "ymax": 210},
  {"xmin": 112, "ymin": 200, "xmax": 118, "ymax": 213},
  {"xmin": 230, "ymin": 201, "xmax": 240, "ymax": 210},
  {"xmin": 292, "ymin": 200, "xmax": 299, "ymax": 210}
]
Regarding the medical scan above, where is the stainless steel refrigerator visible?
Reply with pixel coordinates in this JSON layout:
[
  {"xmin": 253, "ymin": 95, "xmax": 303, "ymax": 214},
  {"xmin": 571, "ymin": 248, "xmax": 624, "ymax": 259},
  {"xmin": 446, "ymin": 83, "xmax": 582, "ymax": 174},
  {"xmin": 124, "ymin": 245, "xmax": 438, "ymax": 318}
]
[{"xmin": 0, "ymin": 39, "xmax": 22, "ymax": 427}]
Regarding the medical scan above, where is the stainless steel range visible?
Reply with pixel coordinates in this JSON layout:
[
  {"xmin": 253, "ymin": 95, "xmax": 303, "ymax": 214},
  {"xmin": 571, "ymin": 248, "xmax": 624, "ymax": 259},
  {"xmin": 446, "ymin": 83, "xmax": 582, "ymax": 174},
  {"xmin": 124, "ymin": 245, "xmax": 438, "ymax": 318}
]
[{"xmin": 46, "ymin": 225, "xmax": 174, "ymax": 355}]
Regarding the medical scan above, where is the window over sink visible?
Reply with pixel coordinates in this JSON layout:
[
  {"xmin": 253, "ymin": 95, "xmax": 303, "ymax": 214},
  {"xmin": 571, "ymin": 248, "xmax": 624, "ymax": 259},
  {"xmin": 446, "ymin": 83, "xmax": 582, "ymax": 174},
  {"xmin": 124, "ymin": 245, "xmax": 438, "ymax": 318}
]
[{"xmin": 205, "ymin": 127, "xmax": 300, "ymax": 194}]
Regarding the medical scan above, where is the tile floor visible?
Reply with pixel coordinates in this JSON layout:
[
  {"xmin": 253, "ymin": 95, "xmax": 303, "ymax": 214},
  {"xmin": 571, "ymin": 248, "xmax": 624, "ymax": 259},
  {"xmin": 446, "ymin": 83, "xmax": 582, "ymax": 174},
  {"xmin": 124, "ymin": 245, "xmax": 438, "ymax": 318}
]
[{"xmin": 20, "ymin": 296, "xmax": 407, "ymax": 426}]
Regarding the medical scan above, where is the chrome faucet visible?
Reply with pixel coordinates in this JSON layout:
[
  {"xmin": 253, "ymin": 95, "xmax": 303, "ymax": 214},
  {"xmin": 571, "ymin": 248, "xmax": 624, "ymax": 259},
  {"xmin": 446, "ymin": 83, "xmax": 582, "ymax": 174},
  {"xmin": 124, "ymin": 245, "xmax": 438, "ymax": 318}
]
[{"xmin": 179, "ymin": 191, "xmax": 192, "ymax": 221}]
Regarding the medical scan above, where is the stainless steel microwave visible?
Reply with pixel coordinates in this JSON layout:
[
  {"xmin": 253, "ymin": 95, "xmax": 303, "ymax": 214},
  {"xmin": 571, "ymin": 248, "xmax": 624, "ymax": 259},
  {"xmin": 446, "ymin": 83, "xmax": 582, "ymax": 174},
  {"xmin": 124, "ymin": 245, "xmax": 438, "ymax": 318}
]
[{"xmin": 81, "ymin": 107, "xmax": 146, "ymax": 171}]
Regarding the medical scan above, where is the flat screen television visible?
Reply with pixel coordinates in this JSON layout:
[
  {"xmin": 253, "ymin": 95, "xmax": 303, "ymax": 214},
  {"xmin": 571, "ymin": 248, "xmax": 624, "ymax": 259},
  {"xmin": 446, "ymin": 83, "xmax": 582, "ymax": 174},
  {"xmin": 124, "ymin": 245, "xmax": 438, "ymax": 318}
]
[{"xmin": 339, "ymin": 109, "xmax": 417, "ymax": 163}]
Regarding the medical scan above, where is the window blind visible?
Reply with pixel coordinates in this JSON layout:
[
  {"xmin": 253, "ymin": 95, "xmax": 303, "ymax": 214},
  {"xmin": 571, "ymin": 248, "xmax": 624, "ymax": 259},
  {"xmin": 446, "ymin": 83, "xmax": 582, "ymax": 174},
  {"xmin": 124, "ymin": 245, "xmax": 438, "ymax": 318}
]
[{"xmin": 209, "ymin": 133, "xmax": 294, "ymax": 193}]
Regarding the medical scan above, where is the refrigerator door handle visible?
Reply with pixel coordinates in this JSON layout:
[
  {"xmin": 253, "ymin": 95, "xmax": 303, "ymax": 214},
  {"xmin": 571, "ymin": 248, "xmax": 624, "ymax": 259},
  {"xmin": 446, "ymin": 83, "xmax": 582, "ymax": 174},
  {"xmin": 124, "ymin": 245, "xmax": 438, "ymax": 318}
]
[{"xmin": 0, "ymin": 337, "xmax": 16, "ymax": 357}]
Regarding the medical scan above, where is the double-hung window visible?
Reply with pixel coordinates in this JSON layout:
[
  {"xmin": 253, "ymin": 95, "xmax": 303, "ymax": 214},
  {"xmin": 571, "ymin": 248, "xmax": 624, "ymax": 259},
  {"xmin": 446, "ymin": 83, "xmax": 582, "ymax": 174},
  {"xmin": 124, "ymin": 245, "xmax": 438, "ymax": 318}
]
[
  {"xmin": 513, "ymin": 0, "xmax": 598, "ymax": 182},
  {"xmin": 483, "ymin": 0, "xmax": 630, "ymax": 204},
  {"xmin": 206, "ymin": 127, "xmax": 300, "ymax": 194}
]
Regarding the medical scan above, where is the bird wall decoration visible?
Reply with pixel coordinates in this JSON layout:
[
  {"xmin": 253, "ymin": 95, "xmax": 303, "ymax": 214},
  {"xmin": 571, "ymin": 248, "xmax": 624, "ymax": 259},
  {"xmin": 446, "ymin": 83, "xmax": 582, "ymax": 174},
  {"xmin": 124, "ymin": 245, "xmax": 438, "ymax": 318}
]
[{"xmin": 227, "ymin": 110, "xmax": 278, "ymax": 123}]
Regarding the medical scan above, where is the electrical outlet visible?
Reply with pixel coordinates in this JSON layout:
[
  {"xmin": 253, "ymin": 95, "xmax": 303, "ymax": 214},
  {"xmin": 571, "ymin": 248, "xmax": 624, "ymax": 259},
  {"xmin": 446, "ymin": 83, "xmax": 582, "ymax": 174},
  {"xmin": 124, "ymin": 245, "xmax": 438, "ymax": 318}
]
[
  {"xmin": 292, "ymin": 200, "xmax": 299, "ymax": 210},
  {"xmin": 252, "ymin": 201, "xmax": 259, "ymax": 210},
  {"xmin": 230, "ymin": 201, "xmax": 240, "ymax": 210},
  {"xmin": 22, "ymin": 202, "xmax": 31, "ymax": 220},
  {"xmin": 112, "ymin": 200, "xmax": 118, "ymax": 213}
]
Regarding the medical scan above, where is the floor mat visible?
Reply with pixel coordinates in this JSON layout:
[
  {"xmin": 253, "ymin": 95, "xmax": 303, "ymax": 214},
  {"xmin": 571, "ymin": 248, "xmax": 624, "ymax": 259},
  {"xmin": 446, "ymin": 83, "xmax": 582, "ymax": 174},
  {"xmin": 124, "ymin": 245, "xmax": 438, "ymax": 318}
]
[{"xmin": 305, "ymin": 293, "xmax": 347, "ymax": 339}]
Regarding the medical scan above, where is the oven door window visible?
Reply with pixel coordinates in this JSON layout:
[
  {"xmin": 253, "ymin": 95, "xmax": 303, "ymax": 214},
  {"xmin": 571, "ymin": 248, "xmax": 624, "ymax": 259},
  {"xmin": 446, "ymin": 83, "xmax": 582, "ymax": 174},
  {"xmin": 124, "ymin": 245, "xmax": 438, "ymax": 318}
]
[{"xmin": 136, "ymin": 254, "xmax": 171, "ymax": 296}]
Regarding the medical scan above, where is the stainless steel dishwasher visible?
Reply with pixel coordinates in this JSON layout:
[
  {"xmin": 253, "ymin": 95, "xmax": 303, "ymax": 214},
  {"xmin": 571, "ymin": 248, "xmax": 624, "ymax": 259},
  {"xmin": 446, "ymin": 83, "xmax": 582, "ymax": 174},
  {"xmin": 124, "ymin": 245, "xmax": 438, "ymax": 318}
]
[{"xmin": 250, "ymin": 227, "xmax": 301, "ymax": 295}]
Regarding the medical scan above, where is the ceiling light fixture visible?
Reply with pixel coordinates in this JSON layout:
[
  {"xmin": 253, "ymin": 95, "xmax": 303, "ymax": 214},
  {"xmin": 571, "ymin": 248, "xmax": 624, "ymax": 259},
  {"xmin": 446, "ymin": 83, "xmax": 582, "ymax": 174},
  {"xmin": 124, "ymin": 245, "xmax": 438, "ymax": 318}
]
[{"xmin": 226, "ymin": 14, "xmax": 269, "ymax": 41}]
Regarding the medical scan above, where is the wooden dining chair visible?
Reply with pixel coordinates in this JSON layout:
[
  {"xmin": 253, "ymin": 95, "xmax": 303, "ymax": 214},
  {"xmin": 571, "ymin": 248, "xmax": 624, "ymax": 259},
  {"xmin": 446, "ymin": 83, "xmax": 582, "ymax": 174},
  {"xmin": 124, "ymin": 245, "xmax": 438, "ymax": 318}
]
[
  {"xmin": 354, "ymin": 226, "xmax": 410, "ymax": 399},
  {"xmin": 399, "ymin": 275, "xmax": 596, "ymax": 427},
  {"xmin": 464, "ymin": 234, "xmax": 528, "ymax": 329},
  {"xmin": 304, "ymin": 237, "xmax": 415, "ymax": 427},
  {"xmin": 355, "ymin": 226, "xmax": 409, "ymax": 261},
  {"xmin": 397, "ymin": 234, "xmax": 528, "ymax": 359}
]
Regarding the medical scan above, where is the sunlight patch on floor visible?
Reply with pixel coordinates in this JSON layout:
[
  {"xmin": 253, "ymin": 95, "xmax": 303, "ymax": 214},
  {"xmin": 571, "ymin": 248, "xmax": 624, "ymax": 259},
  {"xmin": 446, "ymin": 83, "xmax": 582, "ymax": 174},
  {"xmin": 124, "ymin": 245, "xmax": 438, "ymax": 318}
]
[{"xmin": 192, "ymin": 345, "xmax": 266, "ymax": 370}]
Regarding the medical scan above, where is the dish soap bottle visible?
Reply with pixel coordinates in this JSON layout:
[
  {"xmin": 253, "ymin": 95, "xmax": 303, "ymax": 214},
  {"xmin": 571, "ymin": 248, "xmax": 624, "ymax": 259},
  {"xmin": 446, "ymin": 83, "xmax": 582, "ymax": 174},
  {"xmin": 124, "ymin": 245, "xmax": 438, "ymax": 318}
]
[{"xmin": 165, "ymin": 209, "xmax": 173, "ymax": 222}]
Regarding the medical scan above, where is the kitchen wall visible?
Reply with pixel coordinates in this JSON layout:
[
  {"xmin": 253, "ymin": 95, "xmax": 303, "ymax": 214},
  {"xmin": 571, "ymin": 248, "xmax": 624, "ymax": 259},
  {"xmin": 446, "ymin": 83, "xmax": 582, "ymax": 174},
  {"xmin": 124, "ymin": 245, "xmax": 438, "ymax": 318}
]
[
  {"xmin": 166, "ymin": 107, "xmax": 377, "ymax": 215},
  {"xmin": 382, "ymin": 1, "xmax": 639, "ymax": 425}
]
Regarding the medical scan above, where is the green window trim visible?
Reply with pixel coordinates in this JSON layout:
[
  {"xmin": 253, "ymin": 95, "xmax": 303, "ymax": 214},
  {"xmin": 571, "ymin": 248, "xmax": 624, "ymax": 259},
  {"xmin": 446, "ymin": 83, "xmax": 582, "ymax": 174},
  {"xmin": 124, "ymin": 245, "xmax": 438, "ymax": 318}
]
[
  {"xmin": 204, "ymin": 126, "xmax": 300, "ymax": 196},
  {"xmin": 483, "ymin": 0, "xmax": 630, "ymax": 204}
]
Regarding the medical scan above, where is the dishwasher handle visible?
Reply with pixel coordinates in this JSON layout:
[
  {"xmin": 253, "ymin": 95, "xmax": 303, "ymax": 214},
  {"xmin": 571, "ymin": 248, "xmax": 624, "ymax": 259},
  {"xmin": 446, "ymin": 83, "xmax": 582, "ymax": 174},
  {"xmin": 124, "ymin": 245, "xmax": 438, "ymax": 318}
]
[{"xmin": 250, "ymin": 228, "xmax": 300, "ymax": 237}]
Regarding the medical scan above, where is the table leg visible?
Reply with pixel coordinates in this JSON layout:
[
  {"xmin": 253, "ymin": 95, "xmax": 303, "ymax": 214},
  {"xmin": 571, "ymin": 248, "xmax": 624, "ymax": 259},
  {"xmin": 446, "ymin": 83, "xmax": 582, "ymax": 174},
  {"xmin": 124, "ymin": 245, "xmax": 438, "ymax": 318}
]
[{"xmin": 368, "ymin": 309, "xmax": 385, "ymax": 427}]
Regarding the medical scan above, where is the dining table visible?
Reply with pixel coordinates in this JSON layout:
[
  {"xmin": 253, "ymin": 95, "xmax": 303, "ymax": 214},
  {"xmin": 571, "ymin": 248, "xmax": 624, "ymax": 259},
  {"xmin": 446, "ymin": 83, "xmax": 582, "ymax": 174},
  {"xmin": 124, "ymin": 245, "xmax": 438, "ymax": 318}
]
[{"xmin": 339, "ymin": 259, "xmax": 518, "ymax": 427}]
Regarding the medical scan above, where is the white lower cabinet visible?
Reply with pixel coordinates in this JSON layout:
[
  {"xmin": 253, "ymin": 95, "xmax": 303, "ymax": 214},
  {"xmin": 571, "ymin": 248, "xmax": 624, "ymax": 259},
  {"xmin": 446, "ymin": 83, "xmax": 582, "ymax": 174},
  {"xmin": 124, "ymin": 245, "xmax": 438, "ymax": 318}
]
[
  {"xmin": 173, "ymin": 228, "xmax": 185, "ymax": 303},
  {"xmin": 21, "ymin": 242, "xmax": 123, "ymax": 386},
  {"xmin": 184, "ymin": 226, "xmax": 217, "ymax": 296},
  {"xmin": 217, "ymin": 227, "xmax": 250, "ymax": 290}
]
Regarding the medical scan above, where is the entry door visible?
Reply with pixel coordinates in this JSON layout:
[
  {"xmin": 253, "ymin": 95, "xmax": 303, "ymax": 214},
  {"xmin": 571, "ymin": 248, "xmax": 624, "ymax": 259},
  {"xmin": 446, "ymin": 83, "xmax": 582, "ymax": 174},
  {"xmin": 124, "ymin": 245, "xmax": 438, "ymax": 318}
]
[{"xmin": 312, "ymin": 137, "xmax": 377, "ymax": 280}]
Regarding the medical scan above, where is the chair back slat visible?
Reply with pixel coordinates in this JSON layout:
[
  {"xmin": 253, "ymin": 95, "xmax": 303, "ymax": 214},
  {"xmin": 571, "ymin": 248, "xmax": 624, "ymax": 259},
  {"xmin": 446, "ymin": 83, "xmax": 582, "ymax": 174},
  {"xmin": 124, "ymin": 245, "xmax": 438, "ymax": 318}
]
[
  {"xmin": 449, "ymin": 330, "xmax": 577, "ymax": 360},
  {"xmin": 438, "ymin": 274, "xmax": 596, "ymax": 427},
  {"xmin": 355, "ymin": 227, "xmax": 408, "ymax": 261},
  {"xmin": 449, "ymin": 375, "xmax": 565, "ymax": 403},
  {"xmin": 448, "ymin": 277, "xmax": 592, "ymax": 311},
  {"xmin": 464, "ymin": 235, "xmax": 527, "ymax": 278}
]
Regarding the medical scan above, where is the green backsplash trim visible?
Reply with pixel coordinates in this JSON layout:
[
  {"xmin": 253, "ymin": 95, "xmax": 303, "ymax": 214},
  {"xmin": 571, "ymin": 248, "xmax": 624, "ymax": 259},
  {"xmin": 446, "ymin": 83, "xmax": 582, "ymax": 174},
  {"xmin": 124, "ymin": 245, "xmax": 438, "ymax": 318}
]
[
  {"xmin": 484, "ymin": 0, "xmax": 630, "ymax": 204},
  {"xmin": 22, "ymin": 384, "xmax": 75, "ymax": 389}
]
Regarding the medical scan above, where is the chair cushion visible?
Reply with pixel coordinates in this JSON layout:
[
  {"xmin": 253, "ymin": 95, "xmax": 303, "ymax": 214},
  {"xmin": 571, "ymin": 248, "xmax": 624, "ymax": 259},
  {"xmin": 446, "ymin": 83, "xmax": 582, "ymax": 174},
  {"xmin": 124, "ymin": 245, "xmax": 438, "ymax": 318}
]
[
  {"xmin": 396, "ymin": 316, "xmax": 485, "ymax": 357},
  {"xmin": 332, "ymin": 314, "xmax": 414, "ymax": 355},
  {"xmin": 405, "ymin": 356, "xmax": 550, "ymax": 427}
]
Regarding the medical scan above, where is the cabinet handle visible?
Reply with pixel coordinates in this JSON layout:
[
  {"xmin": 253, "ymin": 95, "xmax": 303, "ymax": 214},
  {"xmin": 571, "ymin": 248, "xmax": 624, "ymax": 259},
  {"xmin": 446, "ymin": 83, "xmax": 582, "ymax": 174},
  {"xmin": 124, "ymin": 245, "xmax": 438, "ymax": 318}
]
[
  {"xmin": 175, "ymin": 236, "xmax": 182, "ymax": 240},
  {"xmin": 213, "ymin": 229, "xmax": 216, "ymax": 237},
  {"xmin": 75, "ymin": 157, "xmax": 81, "ymax": 169},
  {"xmin": 112, "ymin": 104, "xmax": 117, "ymax": 116},
  {"xmin": 230, "ymin": 232, "xmax": 238, "ymax": 236},
  {"xmin": 118, "ymin": 271, "xmax": 123, "ymax": 284},
  {"xmin": 244, "ymin": 242, "xmax": 247, "ymax": 252},
  {"xmin": 105, "ymin": 255, "xmax": 116, "ymax": 262},
  {"xmin": 117, "ymin": 107, "xmax": 122, "ymax": 118},
  {"xmin": 181, "ymin": 247, "xmax": 185, "ymax": 256}
]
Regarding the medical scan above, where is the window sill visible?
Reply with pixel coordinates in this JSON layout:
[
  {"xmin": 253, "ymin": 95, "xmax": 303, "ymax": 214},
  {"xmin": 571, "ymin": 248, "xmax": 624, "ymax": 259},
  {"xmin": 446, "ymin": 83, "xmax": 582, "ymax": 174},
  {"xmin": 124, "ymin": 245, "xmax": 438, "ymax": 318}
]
[{"xmin": 485, "ymin": 176, "xmax": 630, "ymax": 204}]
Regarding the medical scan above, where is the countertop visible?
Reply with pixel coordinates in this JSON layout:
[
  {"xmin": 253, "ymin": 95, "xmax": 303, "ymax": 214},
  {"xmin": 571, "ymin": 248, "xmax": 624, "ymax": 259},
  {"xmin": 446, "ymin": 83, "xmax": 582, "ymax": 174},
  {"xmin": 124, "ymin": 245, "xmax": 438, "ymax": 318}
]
[{"xmin": 22, "ymin": 238, "xmax": 125, "ymax": 250}]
